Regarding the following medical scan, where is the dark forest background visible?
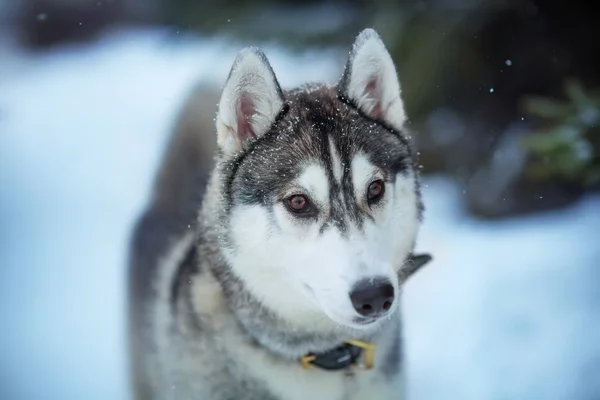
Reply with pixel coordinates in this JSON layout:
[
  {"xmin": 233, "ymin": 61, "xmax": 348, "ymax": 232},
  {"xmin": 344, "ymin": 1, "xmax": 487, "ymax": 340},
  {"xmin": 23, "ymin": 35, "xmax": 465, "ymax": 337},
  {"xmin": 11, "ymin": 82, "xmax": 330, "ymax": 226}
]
[{"xmin": 9, "ymin": 0, "xmax": 599, "ymax": 219}]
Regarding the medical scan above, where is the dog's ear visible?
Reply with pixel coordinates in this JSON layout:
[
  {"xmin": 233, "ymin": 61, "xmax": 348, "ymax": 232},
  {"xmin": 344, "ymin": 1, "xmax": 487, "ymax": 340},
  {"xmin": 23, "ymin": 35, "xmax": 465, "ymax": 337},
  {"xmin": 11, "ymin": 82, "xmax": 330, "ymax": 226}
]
[
  {"xmin": 398, "ymin": 253, "xmax": 432, "ymax": 285},
  {"xmin": 216, "ymin": 46, "xmax": 285, "ymax": 155},
  {"xmin": 338, "ymin": 29, "xmax": 406, "ymax": 130}
]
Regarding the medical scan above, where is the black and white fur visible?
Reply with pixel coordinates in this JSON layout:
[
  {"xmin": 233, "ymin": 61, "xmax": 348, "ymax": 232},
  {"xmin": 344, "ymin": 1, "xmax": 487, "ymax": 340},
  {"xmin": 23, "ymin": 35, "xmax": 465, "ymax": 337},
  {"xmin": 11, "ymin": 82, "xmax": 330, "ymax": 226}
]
[{"xmin": 128, "ymin": 28, "xmax": 425, "ymax": 400}]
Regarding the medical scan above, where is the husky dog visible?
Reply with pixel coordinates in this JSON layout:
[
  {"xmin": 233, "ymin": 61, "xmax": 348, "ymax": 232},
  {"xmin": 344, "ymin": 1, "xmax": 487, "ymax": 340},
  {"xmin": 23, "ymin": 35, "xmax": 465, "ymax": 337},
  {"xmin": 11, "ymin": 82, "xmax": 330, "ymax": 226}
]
[{"xmin": 128, "ymin": 28, "xmax": 431, "ymax": 400}]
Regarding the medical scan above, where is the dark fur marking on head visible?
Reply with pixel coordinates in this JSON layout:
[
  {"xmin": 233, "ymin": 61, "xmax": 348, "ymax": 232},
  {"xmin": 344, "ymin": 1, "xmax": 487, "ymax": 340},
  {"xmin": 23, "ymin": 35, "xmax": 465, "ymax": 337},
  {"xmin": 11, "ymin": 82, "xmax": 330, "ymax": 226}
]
[
  {"xmin": 221, "ymin": 103, "xmax": 290, "ymax": 211},
  {"xmin": 336, "ymin": 92, "xmax": 409, "ymax": 152},
  {"xmin": 335, "ymin": 92, "xmax": 413, "ymax": 176},
  {"xmin": 336, "ymin": 91, "xmax": 424, "ymax": 219}
]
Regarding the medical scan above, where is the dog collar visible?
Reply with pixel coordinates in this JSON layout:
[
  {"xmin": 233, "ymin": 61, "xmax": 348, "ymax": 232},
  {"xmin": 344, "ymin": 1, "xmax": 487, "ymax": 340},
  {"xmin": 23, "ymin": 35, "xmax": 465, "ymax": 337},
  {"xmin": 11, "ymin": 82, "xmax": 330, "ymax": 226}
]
[{"xmin": 300, "ymin": 339, "xmax": 376, "ymax": 371}]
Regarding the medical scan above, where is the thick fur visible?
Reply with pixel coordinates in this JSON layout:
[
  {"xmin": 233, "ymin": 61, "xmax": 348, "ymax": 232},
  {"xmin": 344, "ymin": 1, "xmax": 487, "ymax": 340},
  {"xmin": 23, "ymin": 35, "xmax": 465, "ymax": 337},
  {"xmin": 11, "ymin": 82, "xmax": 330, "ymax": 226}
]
[{"xmin": 128, "ymin": 29, "xmax": 425, "ymax": 400}]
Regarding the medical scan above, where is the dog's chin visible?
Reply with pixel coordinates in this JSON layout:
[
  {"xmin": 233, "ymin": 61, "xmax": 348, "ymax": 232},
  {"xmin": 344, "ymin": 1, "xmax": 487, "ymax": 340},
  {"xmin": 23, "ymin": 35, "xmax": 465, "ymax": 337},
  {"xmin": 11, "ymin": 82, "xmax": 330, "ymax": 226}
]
[{"xmin": 321, "ymin": 310, "xmax": 389, "ymax": 331}]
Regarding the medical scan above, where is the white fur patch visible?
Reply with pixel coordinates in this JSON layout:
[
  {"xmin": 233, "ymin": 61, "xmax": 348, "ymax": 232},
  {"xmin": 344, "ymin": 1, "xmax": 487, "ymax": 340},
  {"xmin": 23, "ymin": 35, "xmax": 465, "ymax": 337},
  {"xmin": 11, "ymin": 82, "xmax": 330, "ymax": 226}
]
[
  {"xmin": 297, "ymin": 163, "xmax": 330, "ymax": 207},
  {"xmin": 389, "ymin": 171, "xmax": 420, "ymax": 264},
  {"xmin": 229, "ymin": 201, "xmax": 380, "ymax": 331},
  {"xmin": 227, "ymin": 204, "xmax": 334, "ymax": 332},
  {"xmin": 351, "ymin": 153, "xmax": 378, "ymax": 202},
  {"xmin": 343, "ymin": 29, "xmax": 406, "ymax": 131}
]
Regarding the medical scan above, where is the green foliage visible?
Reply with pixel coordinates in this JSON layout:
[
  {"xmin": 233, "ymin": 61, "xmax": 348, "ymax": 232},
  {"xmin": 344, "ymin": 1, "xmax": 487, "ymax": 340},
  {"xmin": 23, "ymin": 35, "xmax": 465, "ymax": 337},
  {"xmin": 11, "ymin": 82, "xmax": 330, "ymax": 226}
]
[{"xmin": 522, "ymin": 80, "xmax": 600, "ymax": 186}]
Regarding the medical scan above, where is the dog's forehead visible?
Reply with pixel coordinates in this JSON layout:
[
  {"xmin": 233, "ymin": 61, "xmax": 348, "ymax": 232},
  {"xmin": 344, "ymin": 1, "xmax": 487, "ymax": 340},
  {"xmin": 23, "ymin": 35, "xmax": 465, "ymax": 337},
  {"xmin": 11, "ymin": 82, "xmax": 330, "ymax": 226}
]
[
  {"xmin": 231, "ymin": 86, "xmax": 411, "ymax": 204},
  {"xmin": 274, "ymin": 88, "xmax": 401, "ymax": 162}
]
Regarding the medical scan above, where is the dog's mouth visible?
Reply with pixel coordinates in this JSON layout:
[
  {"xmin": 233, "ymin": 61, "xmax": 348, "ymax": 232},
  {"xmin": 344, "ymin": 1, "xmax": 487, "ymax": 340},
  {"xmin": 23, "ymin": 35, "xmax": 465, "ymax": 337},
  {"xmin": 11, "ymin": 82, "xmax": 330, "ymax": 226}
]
[{"xmin": 352, "ymin": 317, "xmax": 378, "ymax": 325}]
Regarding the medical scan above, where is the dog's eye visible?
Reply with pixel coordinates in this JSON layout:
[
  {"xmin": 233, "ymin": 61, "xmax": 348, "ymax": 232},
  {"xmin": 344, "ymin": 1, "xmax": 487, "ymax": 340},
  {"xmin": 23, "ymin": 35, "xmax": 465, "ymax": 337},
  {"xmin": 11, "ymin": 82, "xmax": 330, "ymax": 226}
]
[
  {"xmin": 367, "ymin": 180, "xmax": 385, "ymax": 204},
  {"xmin": 286, "ymin": 194, "xmax": 312, "ymax": 214}
]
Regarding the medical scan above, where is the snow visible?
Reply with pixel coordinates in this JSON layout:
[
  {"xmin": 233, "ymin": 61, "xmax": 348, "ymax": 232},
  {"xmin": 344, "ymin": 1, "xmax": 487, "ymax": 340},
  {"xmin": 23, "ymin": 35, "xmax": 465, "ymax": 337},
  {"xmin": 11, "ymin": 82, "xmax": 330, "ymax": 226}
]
[
  {"xmin": 1, "ymin": 28, "xmax": 598, "ymax": 400},
  {"xmin": 406, "ymin": 179, "xmax": 600, "ymax": 399}
]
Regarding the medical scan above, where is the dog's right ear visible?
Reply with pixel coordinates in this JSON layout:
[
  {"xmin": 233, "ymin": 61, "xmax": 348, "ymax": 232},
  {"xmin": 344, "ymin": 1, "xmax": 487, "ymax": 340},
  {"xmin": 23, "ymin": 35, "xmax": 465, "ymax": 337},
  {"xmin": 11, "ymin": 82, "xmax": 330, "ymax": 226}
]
[{"xmin": 216, "ymin": 46, "xmax": 285, "ymax": 155}]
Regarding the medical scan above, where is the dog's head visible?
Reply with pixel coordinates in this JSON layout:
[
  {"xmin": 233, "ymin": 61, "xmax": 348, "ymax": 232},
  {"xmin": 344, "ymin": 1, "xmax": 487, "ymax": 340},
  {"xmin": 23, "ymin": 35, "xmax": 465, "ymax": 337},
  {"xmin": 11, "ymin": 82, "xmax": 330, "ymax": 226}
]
[{"xmin": 214, "ymin": 29, "xmax": 422, "ymax": 331}]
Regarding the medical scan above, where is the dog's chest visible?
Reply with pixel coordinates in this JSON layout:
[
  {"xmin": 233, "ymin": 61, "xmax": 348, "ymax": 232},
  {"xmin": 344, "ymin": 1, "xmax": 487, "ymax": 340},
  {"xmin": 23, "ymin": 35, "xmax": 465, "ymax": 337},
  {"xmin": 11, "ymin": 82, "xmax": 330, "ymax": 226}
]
[
  {"xmin": 248, "ymin": 362, "xmax": 403, "ymax": 400},
  {"xmin": 162, "ymin": 314, "xmax": 404, "ymax": 400}
]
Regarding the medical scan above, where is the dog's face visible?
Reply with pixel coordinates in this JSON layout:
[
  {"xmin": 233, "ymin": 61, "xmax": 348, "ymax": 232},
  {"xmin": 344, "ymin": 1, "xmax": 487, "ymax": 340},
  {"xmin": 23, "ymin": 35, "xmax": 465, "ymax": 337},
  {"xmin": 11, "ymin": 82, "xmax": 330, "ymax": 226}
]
[{"xmin": 215, "ymin": 30, "xmax": 421, "ymax": 331}]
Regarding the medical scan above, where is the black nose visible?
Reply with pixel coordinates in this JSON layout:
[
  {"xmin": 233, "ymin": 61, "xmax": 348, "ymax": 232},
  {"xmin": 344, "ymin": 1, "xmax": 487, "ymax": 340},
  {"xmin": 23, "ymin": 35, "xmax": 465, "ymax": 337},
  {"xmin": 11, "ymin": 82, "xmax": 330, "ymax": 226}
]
[{"xmin": 349, "ymin": 278, "xmax": 395, "ymax": 317}]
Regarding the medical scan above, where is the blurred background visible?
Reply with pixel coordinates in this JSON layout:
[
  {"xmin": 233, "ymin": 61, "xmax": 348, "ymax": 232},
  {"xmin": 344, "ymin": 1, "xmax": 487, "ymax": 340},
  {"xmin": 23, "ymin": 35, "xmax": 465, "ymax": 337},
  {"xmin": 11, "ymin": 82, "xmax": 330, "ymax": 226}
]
[{"xmin": 0, "ymin": 0, "xmax": 599, "ymax": 399}]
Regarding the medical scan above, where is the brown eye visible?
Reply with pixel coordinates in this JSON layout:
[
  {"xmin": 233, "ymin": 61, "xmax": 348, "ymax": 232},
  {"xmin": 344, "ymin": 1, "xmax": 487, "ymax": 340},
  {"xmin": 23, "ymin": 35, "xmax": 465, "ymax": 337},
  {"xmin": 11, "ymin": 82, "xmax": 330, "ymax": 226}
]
[
  {"xmin": 286, "ymin": 194, "xmax": 311, "ymax": 214},
  {"xmin": 367, "ymin": 180, "xmax": 385, "ymax": 204}
]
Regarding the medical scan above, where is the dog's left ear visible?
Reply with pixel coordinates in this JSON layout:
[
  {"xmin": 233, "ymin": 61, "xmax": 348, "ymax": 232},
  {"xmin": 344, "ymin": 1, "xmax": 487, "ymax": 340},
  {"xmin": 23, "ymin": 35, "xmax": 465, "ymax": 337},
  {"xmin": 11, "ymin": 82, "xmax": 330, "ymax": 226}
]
[
  {"xmin": 338, "ymin": 29, "xmax": 406, "ymax": 130},
  {"xmin": 398, "ymin": 253, "xmax": 432, "ymax": 285}
]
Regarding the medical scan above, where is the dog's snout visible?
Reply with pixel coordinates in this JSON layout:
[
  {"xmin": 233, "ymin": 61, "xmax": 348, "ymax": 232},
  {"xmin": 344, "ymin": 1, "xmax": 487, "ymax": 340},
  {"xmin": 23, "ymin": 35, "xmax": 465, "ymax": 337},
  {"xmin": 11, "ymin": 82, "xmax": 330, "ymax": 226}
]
[{"xmin": 349, "ymin": 277, "xmax": 395, "ymax": 317}]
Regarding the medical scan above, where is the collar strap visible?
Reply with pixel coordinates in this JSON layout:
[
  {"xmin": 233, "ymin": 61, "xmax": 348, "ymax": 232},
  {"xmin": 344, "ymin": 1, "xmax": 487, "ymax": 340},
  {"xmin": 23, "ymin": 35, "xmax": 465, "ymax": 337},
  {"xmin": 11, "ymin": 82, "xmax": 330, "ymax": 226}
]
[{"xmin": 300, "ymin": 339, "xmax": 376, "ymax": 371}]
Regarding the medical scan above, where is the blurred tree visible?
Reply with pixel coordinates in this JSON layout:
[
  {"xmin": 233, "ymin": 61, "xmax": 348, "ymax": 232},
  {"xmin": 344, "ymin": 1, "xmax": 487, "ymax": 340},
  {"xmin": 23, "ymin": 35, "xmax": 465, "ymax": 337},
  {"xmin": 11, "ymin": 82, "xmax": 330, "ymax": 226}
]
[{"xmin": 522, "ymin": 80, "xmax": 600, "ymax": 187}]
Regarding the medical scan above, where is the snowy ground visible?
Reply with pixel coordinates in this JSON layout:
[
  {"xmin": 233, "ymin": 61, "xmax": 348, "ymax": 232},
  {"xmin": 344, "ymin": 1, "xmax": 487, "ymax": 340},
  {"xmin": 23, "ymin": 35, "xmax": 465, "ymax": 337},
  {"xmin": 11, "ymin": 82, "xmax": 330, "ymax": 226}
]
[{"xmin": 0, "ymin": 28, "xmax": 598, "ymax": 400}]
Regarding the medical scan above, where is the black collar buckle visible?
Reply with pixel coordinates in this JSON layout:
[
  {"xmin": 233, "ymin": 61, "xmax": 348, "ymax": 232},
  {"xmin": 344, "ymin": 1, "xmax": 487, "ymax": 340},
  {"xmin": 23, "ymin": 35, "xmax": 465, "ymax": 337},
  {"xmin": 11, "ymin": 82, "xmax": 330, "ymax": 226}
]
[{"xmin": 300, "ymin": 339, "xmax": 376, "ymax": 371}]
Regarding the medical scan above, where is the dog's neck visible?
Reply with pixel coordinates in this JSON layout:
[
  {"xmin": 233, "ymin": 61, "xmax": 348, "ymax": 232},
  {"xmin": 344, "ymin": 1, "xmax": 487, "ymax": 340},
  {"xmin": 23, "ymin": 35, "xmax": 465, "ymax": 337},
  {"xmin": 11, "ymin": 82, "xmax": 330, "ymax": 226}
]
[{"xmin": 200, "ymin": 248, "xmax": 430, "ymax": 362}]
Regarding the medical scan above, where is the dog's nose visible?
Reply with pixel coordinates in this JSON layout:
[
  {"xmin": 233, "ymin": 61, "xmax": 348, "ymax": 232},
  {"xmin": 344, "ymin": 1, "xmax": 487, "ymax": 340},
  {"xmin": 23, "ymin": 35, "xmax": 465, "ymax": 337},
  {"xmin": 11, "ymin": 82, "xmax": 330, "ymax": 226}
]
[{"xmin": 349, "ymin": 277, "xmax": 395, "ymax": 317}]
